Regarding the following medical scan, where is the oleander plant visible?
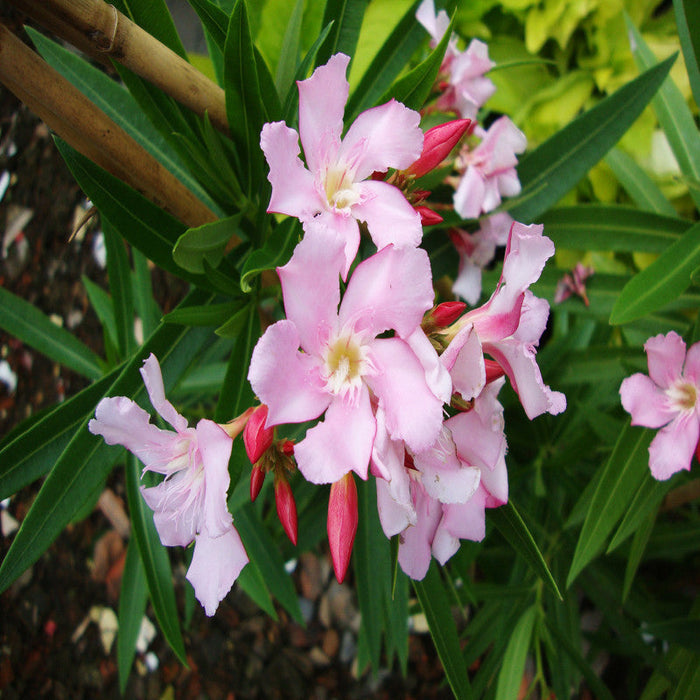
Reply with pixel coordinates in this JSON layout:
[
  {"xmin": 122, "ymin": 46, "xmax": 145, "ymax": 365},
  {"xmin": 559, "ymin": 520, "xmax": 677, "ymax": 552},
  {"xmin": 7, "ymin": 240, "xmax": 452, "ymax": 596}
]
[{"xmin": 1, "ymin": 0, "xmax": 700, "ymax": 697}]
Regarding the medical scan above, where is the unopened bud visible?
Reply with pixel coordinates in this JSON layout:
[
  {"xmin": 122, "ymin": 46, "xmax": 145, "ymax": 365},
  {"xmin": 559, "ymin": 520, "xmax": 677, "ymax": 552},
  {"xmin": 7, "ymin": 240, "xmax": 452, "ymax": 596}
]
[
  {"xmin": 416, "ymin": 206, "xmax": 444, "ymax": 226},
  {"xmin": 406, "ymin": 119, "xmax": 473, "ymax": 178},
  {"xmin": 281, "ymin": 439, "xmax": 295, "ymax": 456},
  {"xmin": 327, "ymin": 473, "xmax": 358, "ymax": 583},
  {"xmin": 430, "ymin": 301, "xmax": 467, "ymax": 329},
  {"xmin": 243, "ymin": 404, "xmax": 274, "ymax": 465},
  {"xmin": 250, "ymin": 463, "xmax": 266, "ymax": 502},
  {"xmin": 484, "ymin": 359, "xmax": 505, "ymax": 384},
  {"xmin": 275, "ymin": 474, "xmax": 298, "ymax": 546}
]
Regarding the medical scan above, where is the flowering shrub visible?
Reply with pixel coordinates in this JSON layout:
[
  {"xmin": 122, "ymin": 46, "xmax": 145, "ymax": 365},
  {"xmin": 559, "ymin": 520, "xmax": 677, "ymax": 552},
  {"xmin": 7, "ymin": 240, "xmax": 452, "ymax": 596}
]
[{"xmin": 1, "ymin": 0, "xmax": 700, "ymax": 697}]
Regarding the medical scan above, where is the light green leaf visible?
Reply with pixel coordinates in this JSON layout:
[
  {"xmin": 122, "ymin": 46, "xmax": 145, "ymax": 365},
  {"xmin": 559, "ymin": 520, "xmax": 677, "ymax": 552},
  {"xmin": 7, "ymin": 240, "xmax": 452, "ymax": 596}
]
[
  {"xmin": 274, "ymin": 0, "xmax": 305, "ymax": 98},
  {"xmin": 567, "ymin": 422, "xmax": 653, "ymax": 587},
  {"xmin": 674, "ymin": 0, "xmax": 700, "ymax": 109},
  {"xmin": 510, "ymin": 55, "xmax": 675, "ymax": 223},
  {"xmin": 495, "ymin": 605, "xmax": 537, "ymax": 700},
  {"xmin": 0, "ymin": 285, "xmax": 102, "ymax": 381},
  {"xmin": 610, "ymin": 221, "xmax": 700, "ymax": 324},
  {"xmin": 173, "ymin": 214, "xmax": 243, "ymax": 273},
  {"xmin": 240, "ymin": 218, "xmax": 300, "ymax": 293}
]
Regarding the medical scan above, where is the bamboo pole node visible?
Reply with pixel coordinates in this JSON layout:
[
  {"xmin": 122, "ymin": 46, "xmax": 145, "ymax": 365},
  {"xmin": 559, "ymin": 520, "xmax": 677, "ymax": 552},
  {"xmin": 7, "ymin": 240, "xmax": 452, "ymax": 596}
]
[{"xmin": 95, "ymin": 3, "xmax": 118, "ymax": 52}]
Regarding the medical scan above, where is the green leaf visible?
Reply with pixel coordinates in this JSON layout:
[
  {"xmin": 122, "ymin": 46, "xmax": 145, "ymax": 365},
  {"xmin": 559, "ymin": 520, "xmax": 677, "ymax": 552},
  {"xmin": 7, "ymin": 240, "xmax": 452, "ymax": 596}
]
[
  {"xmin": 173, "ymin": 214, "xmax": 243, "ymax": 273},
  {"xmin": 0, "ymin": 369, "xmax": 119, "ymax": 501},
  {"xmin": 240, "ymin": 218, "xmax": 301, "ymax": 293},
  {"xmin": 274, "ymin": 0, "xmax": 305, "ymax": 98},
  {"xmin": 413, "ymin": 564, "xmax": 472, "ymax": 699},
  {"xmin": 114, "ymin": 0, "xmax": 187, "ymax": 58},
  {"xmin": 117, "ymin": 539, "xmax": 149, "ymax": 693},
  {"xmin": 164, "ymin": 300, "xmax": 246, "ymax": 327},
  {"xmin": 234, "ymin": 503, "xmax": 303, "ymax": 623},
  {"xmin": 126, "ymin": 454, "xmax": 187, "ymax": 665},
  {"xmin": 674, "ymin": 0, "xmax": 700, "ymax": 109},
  {"xmin": 0, "ymin": 291, "xmax": 212, "ymax": 596},
  {"xmin": 567, "ymin": 422, "xmax": 653, "ymax": 587},
  {"xmin": 82, "ymin": 276, "xmax": 118, "ymax": 349},
  {"xmin": 610, "ymin": 221, "xmax": 700, "ymax": 324},
  {"xmin": 377, "ymin": 12, "xmax": 454, "ymax": 111},
  {"xmin": 627, "ymin": 18, "xmax": 700, "ymax": 210},
  {"xmin": 622, "ymin": 508, "xmax": 657, "ymax": 602},
  {"xmin": 56, "ymin": 140, "xmax": 218, "ymax": 291},
  {"xmin": 104, "ymin": 219, "xmax": 136, "ymax": 356},
  {"xmin": 132, "ymin": 248, "xmax": 161, "ymax": 339},
  {"xmin": 0, "ymin": 285, "xmax": 102, "ymax": 381},
  {"xmin": 645, "ymin": 619, "xmax": 700, "ymax": 654},
  {"xmin": 495, "ymin": 605, "xmax": 536, "ymax": 700},
  {"xmin": 188, "ymin": 0, "xmax": 229, "ymax": 50},
  {"xmin": 540, "ymin": 205, "xmax": 688, "ymax": 253},
  {"xmin": 605, "ymin": 148, "xmax": 678, "ymax": 217},
  {"xmin": 345, "ymin": 0, "xmax": 426, "ymax": 121},
  {"xmin": 316, "ymin": 0, "xmax": 370, "ymax": 68},
  {"xmin": 510, "ymin": 55, "xmax": 676, "ymax": 223},
  {"xmin": 354, "ymin": 478, "xmax": 391, "ymax": 673},
  {"xmin": 488, "ymin": 502, "xmax": 562, "ymax": 601},
  {"xmin": 236, "ymin": 558, "xmax": 277, "ymax": 619},
  {"xmin": 27, "ymin": 28, "xmax": 218, "ymax": 214}
]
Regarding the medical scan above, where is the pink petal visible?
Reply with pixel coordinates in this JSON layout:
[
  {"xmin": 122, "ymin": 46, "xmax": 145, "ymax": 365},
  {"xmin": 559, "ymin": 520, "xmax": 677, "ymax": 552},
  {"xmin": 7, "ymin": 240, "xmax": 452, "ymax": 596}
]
[
  {"xmin": 453, "ymin": 166, "xmax": 485, "ymax": 219},
  {"xmin": 620, "ymin": 373, "xmax": 676, "ymax": 429},
  {"xmin": 366, "ymin": 338, "xmax": 444, "ymax": 453},
  {"xmin": 397, "ymin": 483, "xmax": 441, "ymax": 580},
  {"xmin": 645, "ymin": 332, "xmax": 686, "ymax": 389},
  {"xmin": 196, "ymin": 419, "xmax": 234, "ymax": 539},
  {"xmin": 260, "ymin": 121, "xmax": 320, "ymax": 217},
  {"xmin": 248, "ymin": 320, "xmax": 330, "ymax": 427},
  {"xmin": 648, "ymin": 413, "xmax": 699, "ymax": 480},
  {"xmin": 278, "ymin": 222, "xmax": 344, "ymax": 355},
  {"xmin": 89, "ymin": 396, "xmax": 184, "ymax": 470},
  {"xmin": 406, "ymin": 328, "xmax": 452, "ymax": 404},
  {"xmin": 683, "ymin": 340, "xmax": 700, "ymax": 384},
  {"xmin": 441, "ymin": 323, "xmax": 486, "ymax": 401},
  {"xmin": 294, "ymin": 387, "xmax": 376, "ymax": 483},
  {"xmin": 140, "ymin": 354, "xmax": 188, "ymax": 433},
  {"xmin": 339, "ymin": 245, "xmax": 433, "ymax": 339},
  {"xmin": 432, "ymin": 486, "xmax": 487, "ymax": 565},
  {"xmin": 352, "ymin": 180, "xmax": 423, "ymax": 251},
  {"xmin": 340, "ymin": 100, "xmax": 423, "ymax": 180},
  {"xmin": 142, "ymin": 475, "xmax": 197, "ymax": 547},
  {"xmin": 298, "ymin": 53, "xmax": 350, "ymax": 173},
  {"xmin": 186, "ymin": 525, "xmax": 248, "ymax": 616},
  {"xmin": 453, "ymin": 259, "xmax": 483, "ymax": 305},
  {"xmin": 376, "ymin": 476, "xmax": 415, "ymax": 537}
]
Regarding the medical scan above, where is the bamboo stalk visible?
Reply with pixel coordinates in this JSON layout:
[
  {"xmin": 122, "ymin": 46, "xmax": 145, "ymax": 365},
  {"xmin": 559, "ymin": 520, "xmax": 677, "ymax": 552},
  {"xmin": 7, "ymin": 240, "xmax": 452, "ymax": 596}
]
[
  {"xmin": 0, "ymin": 23, "xmax": 218, "ymax": 228},
  {"xmin": 10, "ymin": 0, "xmax": 229, "ymax": 135}
]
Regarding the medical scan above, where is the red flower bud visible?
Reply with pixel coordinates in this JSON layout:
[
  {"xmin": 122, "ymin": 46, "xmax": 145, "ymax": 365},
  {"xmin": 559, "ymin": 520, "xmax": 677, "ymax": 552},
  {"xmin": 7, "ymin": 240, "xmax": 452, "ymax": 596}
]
[
  {"xmin": 243, "ymin": 404, "xmax": 274, "ymax": 465},
  {"xmin": 275, "ymin": 475, "xmax": 298, "ymax": 546},
  {"xmin": 327, "ymin": 473, "xmax": 358, "ymax": 583},
  {"xmin": 250, "ymin": 463, "xmax": 266, "ymax": 502},
  {"xmin": 406, "ymin": 118, "xmax": 473, "ymax": 178},
  {"xmin": 281, "ymin": 439, "xmax": 295, "ymax": 456},
  {"xmin": 430, "ymin": 301, "xmax": 467, "ymax": 329},
  {"xmin": 416, "ymin": 206, "xmax": 444, "ymax": 226},
  {"xmin": 484, "ymin": 359, "xmax": 505, "ymax": 384}
]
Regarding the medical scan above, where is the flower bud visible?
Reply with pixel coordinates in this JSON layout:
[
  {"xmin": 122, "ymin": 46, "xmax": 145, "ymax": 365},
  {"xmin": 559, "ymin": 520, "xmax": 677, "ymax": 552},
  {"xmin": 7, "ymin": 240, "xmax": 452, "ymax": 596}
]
[
  {"xmin": 275, "ymin": 474, "xmax": 298, "ymax": 546},
  {"xmin": 327, "ymin": 473, "xmax": 358, "ymax": 583},
  {"xmin": 406, "ymin": 118, "xmax": 473, "ymax": 178},
  {"xmin": 250, "ymin": 463, "xmax": 266, "ymax": 503},
  {"xmin": 416, "ymin": 205, "xmax": 444, "ymax": 226},
  {"xmin": 484, "ymin": 359, "xmax": 505, "ymax": 384},
  {"xmin": 430, "ymin": 301, "xmax": 467, "ymax": 329},
  {"xmin": 280, "ymin": 439, "xmax": 295, "ymax": 456},
  {"xmin": 243, "ymin": 404, "xmax": 274, "ymax": 465}
]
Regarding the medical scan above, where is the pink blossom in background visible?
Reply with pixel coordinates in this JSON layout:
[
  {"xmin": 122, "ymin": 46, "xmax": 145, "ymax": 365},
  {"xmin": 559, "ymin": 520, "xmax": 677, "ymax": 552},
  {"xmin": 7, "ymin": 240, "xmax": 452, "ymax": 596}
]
[
  {"xmin": 260, "ymin": 53, "xmax": 424, "ymax": 277},
  {"xmin": 450, "ymin": 212, "xmax": 513, "ymax": 304},
  {"xmin": 248, "ymin": 226, "xmax": 444, "ymax": 486},
  {"xmin": 416, "ymin": 0, "xmax": 495, "ymax": 120},
  {"xmin": 88, "ymin": 354, "xmax": 248, "ymax": 616},
  {"xmin": 441, "ymin": 222, "xmax": 566, "ymax": 419},
  {"xmin": 554, "ymin": 262, "xmax": 595, "ymax": 306},
  {"xmin": 453, "ymin": 117, "xmax": 526, "ymax": 220},
  {"xmin": 620, "ymin": 332, "xmax": 700, "ymax": 480}
]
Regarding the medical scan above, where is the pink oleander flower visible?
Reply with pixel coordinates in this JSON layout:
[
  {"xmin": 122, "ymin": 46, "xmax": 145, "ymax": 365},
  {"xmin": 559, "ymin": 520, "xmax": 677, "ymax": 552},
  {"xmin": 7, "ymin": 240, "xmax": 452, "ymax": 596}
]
[
  {"xmin": 450, "ymin": 212, "xmax": 513, "ymax": 305},
  {"xmin": 416, "ymin": 0, "xmax": 495, "ymax": 120},
  {"xmin": 620, "ymin": 332, "xmax": 700, "ymax": 480},
  {"xmin": 373, "ymin": 378, "xmax": 508, "ymax": 580},
  {"xmin": 260, "ymin": 53, "xmax": 424, "ymax": 277},
  {"xmin": 441, "ymin": 221, "xmax": 566, "ymax": 419},
  {"xmin": 554, "ymin": 262, "xmax": 595, "ymax": 306},
  {"xmin": 88, "ymin": 354, "xmax": 248, "ymax": 616},
  {"xmin": 248, "ymin": 223, "xmax": 444, "ymax": 486},
  {"xmin": 453, "ymin": 117, "xmax": 526, "ymax": 220}
]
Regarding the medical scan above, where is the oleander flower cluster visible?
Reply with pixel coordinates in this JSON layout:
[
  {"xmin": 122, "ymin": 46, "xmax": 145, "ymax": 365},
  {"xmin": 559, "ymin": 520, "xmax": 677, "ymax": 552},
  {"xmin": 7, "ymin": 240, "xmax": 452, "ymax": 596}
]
[{"xmin": 88, "ymin": 31, "xmax": 565, "ymax": 613}]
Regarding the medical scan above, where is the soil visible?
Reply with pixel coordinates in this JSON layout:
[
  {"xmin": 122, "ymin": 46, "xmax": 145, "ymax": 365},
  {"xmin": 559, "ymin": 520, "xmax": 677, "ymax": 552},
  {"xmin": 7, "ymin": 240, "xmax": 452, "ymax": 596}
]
[{"xmin": 0, "ymin": 62, "xmax": 451, "ymax": 700}]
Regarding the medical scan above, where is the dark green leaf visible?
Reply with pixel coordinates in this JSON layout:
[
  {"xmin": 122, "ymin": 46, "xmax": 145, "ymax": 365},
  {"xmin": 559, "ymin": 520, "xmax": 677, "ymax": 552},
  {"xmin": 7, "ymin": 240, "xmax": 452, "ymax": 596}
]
[
  {"xmin": 0, "ymin": 285, "xmax": 102, "ymax": 381},
  {"xmin": 164, "ymin": 300, "xmax": 246, "ymax": 327},
  {"xmin": 610, "ymin": 221, "xmax": 700, "ymax": 324},
  {"xmin": 495, "ymin": 605, "xmax": 536, "ymax": 700},
  {"xmin": 510, "ymin": 55, "xmax": 675, "ymax": 223},
  {"xmin": 173, "ymin": 214, "xmax": 243, "ymax": 273},
  {"xmin": 316, "ymin": 0, "xmax": 370, "ymax": 68},
  {"xmin": 114, "ymin": 0, "xmax": 187, "ymax": 58},
  {"xmin": 674, "ymin": 0, "xmax": 700, "ymax": 109},
  {"xmin": 274, "ymin": 0, "xmax": 305, "ymax": 98},
  {"xmin": 104, "ymin": 219, "xmax": 136, "ymax": 356},
  {"xmin": 240, "ymin": 218, "xmax": 300, "ymax": 293}
]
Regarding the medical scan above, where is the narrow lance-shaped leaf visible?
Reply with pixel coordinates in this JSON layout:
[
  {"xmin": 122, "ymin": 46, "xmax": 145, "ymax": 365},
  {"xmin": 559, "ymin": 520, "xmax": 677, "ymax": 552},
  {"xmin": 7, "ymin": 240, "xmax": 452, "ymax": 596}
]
[
  {"xmin": 674, "ymin": 0, "xmax": 700, "ymax": 109},
  {"xmin": 495, "ymin": 605, "xmax": 537, "ymax": 700},
  {"xmin": 509, "ymin": 54, "xmax": 675, "ymax": 223},
  {"xmin": 316, "ymin": 0, "xmax": 370, "ymax": 68},
  {"xmin": 104, "ymin": 218, "xmax": 136, "ymax": 357},
  {"xmin": 610, "ymin": 221, "xmax": 700, "ymax": 324}
]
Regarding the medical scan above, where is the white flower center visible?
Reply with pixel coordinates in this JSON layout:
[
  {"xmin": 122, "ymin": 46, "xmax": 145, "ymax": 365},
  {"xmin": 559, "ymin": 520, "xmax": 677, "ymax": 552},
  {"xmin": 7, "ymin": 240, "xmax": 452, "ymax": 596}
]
[
  {"xmin": 324, "ymin": 165, "xmax": 360, "ymax": 212},
  {"xmin": 667, "ymin": 380, "xmax": 698, "ymax": 412},
  {"xmin": 321, "ymin": 327, "xmax": 374, "ymax": 403}
]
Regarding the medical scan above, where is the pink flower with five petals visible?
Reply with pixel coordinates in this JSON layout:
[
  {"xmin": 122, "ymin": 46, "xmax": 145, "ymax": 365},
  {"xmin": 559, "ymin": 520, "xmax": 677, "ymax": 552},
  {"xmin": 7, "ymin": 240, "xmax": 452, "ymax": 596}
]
[
  {"xmin": 260, "ymin": 53, "xmax": 424, "ymax": 277},
  {"xmin": 621, "ymin": 332, "xmax": 700, "ymax": 480}
]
